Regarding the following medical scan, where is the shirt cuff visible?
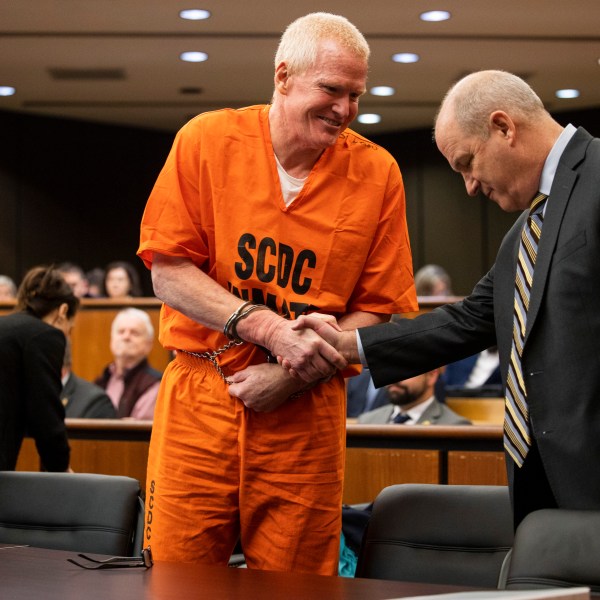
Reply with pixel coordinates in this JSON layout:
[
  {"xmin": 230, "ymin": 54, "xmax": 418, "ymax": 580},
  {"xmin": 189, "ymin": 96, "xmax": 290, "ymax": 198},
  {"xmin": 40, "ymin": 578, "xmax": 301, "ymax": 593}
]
[{"xmin": 356, "ymin": 330, "xmax": 367, "ymax": 366}]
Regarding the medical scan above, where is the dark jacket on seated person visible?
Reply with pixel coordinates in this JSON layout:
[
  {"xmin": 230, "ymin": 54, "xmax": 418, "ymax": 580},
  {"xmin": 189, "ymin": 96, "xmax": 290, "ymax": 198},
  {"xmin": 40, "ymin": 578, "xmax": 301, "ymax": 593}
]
[
  {"xmin": 346, "ymin": 368, "xmax": 390, "ymax": 418},
  {"xmin": 62, "ymin": 373, "xmax": 117, "ymax": 419}
]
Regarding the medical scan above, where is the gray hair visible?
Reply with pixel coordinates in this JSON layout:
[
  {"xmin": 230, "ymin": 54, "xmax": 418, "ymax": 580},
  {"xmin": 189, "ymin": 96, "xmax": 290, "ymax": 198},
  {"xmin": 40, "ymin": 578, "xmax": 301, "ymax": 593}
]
[
  {"xmin": 274, "ymin": 12, "xmax": 369, "ymax": 76},
  {"xmin": 414, "ymin": 264, "xmax": 452, "ymax": 296},
  {"xmin": 435, "ymin": 70, "xmax": 547, "ymax": 139},
  {"xmin": 0, "ymin": 275, "xmax": 17, "ymax": 297},
  {"xmin": 112, "ymin": 307, "xmax": 154, "ymax": 340}
]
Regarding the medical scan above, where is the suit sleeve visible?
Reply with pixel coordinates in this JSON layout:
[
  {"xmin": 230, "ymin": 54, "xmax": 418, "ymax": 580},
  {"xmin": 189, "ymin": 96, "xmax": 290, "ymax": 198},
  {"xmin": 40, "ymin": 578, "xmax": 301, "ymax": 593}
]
[
  {"xmin": 24, "ymin": 328, "xmax": 70, "ymax": 471},
  {"xmin": 360, "ymin": 265, "xmax": 498, "ymax": 388}
]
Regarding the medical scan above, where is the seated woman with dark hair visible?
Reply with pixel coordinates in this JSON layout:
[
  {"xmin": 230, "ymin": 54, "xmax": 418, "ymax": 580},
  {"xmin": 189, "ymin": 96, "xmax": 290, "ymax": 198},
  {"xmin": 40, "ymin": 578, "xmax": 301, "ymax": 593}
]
[
  {"xmin": 0, "ymin": 265, "xmax": 80, "ymax": 471},
  {"xmin": 103, "ymin": 261, "xmax": 143, "ymax": 299}
]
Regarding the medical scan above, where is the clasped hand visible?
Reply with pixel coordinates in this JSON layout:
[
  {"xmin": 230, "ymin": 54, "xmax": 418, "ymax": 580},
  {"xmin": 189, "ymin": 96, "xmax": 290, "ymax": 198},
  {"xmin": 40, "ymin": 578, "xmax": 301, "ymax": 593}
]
[{"xmin": 276, "ymin": 313, "xmax": 345, "ymax": 380}]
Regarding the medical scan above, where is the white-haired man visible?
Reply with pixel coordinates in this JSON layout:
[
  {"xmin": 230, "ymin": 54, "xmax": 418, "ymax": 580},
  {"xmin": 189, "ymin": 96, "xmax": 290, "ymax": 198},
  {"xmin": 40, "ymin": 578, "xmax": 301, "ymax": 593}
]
[
  {"xmin": 94, "ymin": 308, "xmax": 161, "ymax": 420},
  {"xmin": 137, "ymin": 12, "xmax": 416, "ymax": 573}
]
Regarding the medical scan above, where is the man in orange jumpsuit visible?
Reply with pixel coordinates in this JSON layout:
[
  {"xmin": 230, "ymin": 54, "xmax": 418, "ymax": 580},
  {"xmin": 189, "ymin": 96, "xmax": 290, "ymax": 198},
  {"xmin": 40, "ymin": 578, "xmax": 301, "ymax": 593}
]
[{"xmin": 138, "ymin": 12, "xmax": 417, "ymax": 575}]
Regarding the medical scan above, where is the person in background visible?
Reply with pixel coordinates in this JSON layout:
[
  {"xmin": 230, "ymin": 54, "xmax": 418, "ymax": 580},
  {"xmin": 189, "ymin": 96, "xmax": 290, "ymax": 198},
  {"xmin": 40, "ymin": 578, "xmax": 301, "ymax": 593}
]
[
  {"xmin": 61, "ymin": 338, "xmax": 116, "ymax": 419},
  {"xmin": 443, "ymin": 346, "xmax": 502, "ymax": 397},
  {"xmin": 57, "ymin": 262, "xmax": 90, "ymax": 298},
  {"xmin": 358, "ymin": 368, "xmax": 471, "ymax": 425},
  {"xmin": 414, "ymin": 264, "xmax": 453, "ymax": 297},
  {"xmin": 292, "ymin": 69, "xmax": 600, "ymax": 529},
  {"xmin": 0, "ymin": 265, "xmax": 79, "ymax": 471},
  {"xmin": 137, "ymin": 12, "xmax": 416, "ymax": 574},
  {"xmin": 0, "ymin": 275, "xmax": 17, "ymax": 301},
  {"xmin": 346, "ymin": 366, "xmax": 390, "ymax": 418},
  {"xmin": 413, "ymin": 264, "xmax": 501, "ymax": 398},
  {"xmin": 85, "ymin": 267, "xmax": 105, "ymax": 298},
  {"xmin": 94, "ymin": 308, "xmax": 161, "ymax": 419},
  {"xmin": 103, "ymin": 261, "xmax": 142, "ymax": 299}
]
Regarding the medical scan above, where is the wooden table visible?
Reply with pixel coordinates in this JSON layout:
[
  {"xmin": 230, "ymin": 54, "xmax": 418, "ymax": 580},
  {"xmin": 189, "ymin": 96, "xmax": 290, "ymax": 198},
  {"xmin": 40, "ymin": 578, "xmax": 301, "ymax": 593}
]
[{"xmin": 0, "ymin": 545, "xmax": 482, "ymax": 600}]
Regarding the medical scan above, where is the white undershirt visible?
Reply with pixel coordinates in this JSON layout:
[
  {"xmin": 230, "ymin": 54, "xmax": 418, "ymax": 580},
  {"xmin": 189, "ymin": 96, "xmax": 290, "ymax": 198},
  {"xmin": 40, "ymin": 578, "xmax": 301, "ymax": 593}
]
[{"xmin": 274, "ymin": 153, "xmax": 307, "ymax": 206}]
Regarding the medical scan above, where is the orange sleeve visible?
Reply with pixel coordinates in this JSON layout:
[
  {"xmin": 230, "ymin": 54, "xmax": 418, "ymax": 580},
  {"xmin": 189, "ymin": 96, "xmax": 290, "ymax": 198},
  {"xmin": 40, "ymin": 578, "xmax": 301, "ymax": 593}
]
[
  {"xmin": 138, "ymin": 120, "xmax": 209, "ymax": 271},
  {"xmin": 345, "ymin": 156, "xmax": 417, "ymax": 316}
]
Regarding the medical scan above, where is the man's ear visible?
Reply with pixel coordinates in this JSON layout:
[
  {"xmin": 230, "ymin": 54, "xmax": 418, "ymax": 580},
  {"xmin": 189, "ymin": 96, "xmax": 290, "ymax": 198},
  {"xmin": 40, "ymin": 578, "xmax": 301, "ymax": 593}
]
[
  {"xmin": 489, "ymin": 110, "xmax": 516, "ymax": 143},
  {"xmin": 274, "ymin": 61, "xmax": 290, "ymax": 95}
]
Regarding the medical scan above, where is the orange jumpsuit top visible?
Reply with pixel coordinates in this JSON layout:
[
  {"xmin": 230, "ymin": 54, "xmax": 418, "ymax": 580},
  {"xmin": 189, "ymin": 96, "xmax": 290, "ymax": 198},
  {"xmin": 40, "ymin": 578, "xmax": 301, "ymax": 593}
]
[{"xmin": 138, "ymin": 105, "xmax": 417, "ymax": 372}]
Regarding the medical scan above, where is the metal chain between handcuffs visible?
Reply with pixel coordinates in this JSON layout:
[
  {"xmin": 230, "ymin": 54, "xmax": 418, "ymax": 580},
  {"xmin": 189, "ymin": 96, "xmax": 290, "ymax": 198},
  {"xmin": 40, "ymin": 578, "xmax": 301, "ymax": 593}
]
[
  {"xmin": 181, "ymin": 340, "xmax": 244, "ymax": 384},
  {"xmin": 182, "ymin": 340, "xmax": 317, "ymax": 399},
  {"xmin": 180, "ymin": 303, "xmax": 309, "ymax": 394}
]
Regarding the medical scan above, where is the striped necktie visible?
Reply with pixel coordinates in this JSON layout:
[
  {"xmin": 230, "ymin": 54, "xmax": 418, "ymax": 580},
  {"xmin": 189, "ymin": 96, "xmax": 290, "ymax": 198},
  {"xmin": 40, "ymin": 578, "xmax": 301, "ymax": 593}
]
[{"xmin": 504, "ymin": 192, "xmax": 548, "ymax": 467}]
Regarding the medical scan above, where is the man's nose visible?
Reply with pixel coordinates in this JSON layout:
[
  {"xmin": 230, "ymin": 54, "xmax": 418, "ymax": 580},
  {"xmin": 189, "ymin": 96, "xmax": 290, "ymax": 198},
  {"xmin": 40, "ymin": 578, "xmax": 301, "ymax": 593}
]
[
  {"xmin": 463, "ymin": 173, "xmax": 480, "ymax": 196},
  {"xmin": 333, "ymin": 96, "xmax": 350, "ymax": 119}
]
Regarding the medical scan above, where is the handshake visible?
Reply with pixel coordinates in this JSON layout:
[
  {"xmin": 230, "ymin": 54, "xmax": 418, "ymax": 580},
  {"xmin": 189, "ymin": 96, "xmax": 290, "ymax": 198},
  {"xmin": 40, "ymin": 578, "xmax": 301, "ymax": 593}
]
[
  {"xmin": 274, "ymin": 314, "xmax": 360, "ymax": 382},
  {"xmin": 233, "ymin": 304, "xmax": 362, "ymax": 383}
]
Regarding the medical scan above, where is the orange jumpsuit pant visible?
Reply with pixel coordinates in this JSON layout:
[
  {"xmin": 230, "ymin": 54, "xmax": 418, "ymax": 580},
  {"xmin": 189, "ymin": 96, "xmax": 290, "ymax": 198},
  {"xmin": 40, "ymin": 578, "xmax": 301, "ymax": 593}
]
[{"xmin": 144, "ymin": 352, "xmax": 345, "ymax": 575}]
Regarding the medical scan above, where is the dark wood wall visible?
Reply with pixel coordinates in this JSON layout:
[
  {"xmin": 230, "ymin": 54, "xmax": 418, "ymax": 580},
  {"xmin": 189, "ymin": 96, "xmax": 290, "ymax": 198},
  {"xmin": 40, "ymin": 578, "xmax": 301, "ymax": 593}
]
[
  {"xmin": 0, "ymin": 110, "xmax": 174, "ymax": 296},
  {"xmin": 1, "ymin": 107, "xmax": 598, "ymax": 296}
]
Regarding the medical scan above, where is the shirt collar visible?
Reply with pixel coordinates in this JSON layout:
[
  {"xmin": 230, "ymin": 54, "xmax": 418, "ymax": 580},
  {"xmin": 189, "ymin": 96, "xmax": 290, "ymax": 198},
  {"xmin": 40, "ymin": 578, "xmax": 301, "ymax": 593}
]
[
  {"xmin": 390, "ymin": 396, "xmax": 436, "ymax": 423},
  {"xmin": 539, "ymin": 123, "xmax": 577, "ymax": 196}
]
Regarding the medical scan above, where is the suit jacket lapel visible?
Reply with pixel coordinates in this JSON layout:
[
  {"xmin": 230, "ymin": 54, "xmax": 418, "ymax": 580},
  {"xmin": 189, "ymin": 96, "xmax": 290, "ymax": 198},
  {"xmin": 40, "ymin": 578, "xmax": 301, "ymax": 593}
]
[
  {"xmin": 417, "ymin": 401, "xmax": 441, "ymax": 425},
  {"xmin": 525, "ymin": 129, "xmax": 588, "ymax": 343}
]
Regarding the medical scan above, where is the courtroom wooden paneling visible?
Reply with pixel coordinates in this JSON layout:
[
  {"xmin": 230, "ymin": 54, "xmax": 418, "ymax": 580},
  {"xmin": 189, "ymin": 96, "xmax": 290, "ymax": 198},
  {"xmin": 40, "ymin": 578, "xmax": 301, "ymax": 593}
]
[
  {"xmin": 70, "ymin": 298, "xmax": 171, "ymax": 381},
  {"xmin": 446, "ymin": 398, "xmax": 505, "ymax": 425},
  {"xmin": 18, "ymin": 421, "xmax": 507, "ymax": 507},
  {"xmin": 15, "ymin": 439, "xmax": 40, "ymax": 472},
  {"xmin": 18, "ymin": 440, "xmax": 507, "ymax": 504},
  {"xmin": 343, "ymin": 448, "xmax": 439, "ymax": 504},
  {"xmin": 15, "ymin": 437, "xmax": 150, "ymax": 494},
  {"xmin": 447, "ymin": 451, "xmax": 508, "ymax": 486}
]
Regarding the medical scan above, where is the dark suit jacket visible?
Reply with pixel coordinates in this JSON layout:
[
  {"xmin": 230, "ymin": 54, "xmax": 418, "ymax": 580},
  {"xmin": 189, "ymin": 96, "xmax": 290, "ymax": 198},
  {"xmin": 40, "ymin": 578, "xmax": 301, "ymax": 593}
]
[
  {"xmin": 359, "ymin": 128, "xmax": 600, "ymax": 511},
  {"xmin": 357, "ymin": 398, "xmax": 471, "ymax": 425},
  {"xmin": 62, "ymin": 373, "xmax": 117, "ymax": 419}
]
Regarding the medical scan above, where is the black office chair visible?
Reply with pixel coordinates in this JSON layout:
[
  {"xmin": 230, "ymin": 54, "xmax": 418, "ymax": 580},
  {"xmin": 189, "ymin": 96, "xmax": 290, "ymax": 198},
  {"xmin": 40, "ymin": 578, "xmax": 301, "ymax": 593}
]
[
  {"xmin": 0, "ymin": 471, "xmax": 144, "ymax": 555},
  {"xmin": 355, "ymin": 483, "xmax": 514, "ymax": 587},
  {"xmin": 504, "ymin": 508, "xmax": 600, "ymax": 593}
]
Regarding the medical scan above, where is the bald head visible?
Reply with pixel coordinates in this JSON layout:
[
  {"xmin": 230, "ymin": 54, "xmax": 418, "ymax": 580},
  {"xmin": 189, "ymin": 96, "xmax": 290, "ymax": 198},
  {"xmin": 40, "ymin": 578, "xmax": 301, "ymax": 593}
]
[
  {"xmin": 433, "ymin": 70, "xmax": 565, "ymax": 212},
  {"xmin": 435, "ymin": 70, "xmax": 548, "ymax": 140}
]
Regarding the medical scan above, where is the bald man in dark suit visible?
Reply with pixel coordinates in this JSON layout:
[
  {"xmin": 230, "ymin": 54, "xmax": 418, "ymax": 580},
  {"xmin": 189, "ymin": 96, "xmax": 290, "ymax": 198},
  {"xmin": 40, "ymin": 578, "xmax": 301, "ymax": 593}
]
[{"xmin": 290, "ymin": 70, "xmax": 600, "ymax": 528}]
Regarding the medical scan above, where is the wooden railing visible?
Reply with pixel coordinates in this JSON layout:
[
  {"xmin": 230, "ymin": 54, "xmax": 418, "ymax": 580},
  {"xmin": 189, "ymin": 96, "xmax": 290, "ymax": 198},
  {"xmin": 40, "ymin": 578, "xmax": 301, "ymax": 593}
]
[
  {"xmin": 11, "ymin": 294, "xmax": 509, "ymax": 503},
  {"xmin": 17, "ymin": 420, "xmax": 506, "ymax": 504},
  {"xmin": 446, "ymin": 397, "xmax": 504, "ymax": 425}
]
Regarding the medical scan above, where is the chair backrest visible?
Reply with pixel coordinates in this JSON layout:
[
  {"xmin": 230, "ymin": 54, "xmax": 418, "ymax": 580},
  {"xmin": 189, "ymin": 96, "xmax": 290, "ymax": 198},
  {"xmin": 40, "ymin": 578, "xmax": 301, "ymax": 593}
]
[
  {"xmin": 355, "ymin": 483, "xmax": 514, "ymax": 587},
  {"xmin": 0, "ymin": 471, "xmax": 144, "ymax": 555},
  {"xmin": 505, "ymin": 508, "xmax": 600, "ymax": 594}
]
